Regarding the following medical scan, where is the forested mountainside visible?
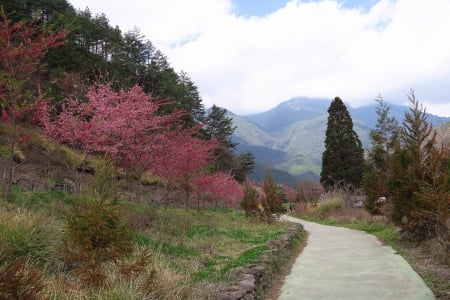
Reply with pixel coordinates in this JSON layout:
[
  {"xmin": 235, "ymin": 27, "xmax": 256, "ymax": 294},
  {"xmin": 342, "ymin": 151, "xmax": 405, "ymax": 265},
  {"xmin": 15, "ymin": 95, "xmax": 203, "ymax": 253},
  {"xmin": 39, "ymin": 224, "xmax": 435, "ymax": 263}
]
[
  {"xmin": 1, "ymin": 0, "xmax": 205, "ymax": 126},
  {"xmin": 0, "ymin": 0, "xmax": 255, "ymax": 201},
  {"xmin": 232, "ymin": 97, "xmax": 450, "ymax": 181}
]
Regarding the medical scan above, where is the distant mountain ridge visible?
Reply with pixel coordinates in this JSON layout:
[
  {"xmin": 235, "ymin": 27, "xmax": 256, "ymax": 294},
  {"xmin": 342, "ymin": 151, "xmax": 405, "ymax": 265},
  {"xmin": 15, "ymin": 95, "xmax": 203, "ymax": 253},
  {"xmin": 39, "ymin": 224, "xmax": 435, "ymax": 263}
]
[{"xmin": 230, "ymin": 97, "xmax": 450, "ymax": 184}]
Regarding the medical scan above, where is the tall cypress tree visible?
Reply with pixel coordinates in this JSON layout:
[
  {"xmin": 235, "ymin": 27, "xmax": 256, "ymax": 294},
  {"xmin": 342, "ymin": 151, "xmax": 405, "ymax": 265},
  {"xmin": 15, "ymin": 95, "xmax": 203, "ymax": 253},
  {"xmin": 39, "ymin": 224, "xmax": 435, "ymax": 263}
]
[{"xmin": 320, "ymin": 97, "xmax": 364, "ymax": 190}]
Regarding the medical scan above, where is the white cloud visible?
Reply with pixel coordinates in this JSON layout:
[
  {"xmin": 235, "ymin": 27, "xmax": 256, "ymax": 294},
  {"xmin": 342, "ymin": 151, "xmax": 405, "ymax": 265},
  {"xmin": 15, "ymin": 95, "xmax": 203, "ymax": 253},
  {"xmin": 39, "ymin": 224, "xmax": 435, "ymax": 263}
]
[{"xmin": 69, "ymin": 0, "xmax": 450, "ymax": 116}]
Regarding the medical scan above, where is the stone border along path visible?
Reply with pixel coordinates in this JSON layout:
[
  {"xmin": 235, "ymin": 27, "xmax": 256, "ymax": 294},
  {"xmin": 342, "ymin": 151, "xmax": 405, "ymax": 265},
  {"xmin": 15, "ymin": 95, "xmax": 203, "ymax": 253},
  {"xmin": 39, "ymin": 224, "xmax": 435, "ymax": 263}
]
[{"xmin": 278, "ymin": 215, "xmax": 434, "ymax": 300}]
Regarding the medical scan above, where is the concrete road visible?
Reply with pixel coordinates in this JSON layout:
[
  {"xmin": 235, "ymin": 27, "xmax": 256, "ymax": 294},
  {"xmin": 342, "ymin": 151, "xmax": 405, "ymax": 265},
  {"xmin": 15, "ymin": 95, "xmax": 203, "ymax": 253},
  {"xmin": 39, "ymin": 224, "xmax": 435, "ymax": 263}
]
[{"xmin": 278, "ymin": 216, "xmax": 434, "ymax": 300}]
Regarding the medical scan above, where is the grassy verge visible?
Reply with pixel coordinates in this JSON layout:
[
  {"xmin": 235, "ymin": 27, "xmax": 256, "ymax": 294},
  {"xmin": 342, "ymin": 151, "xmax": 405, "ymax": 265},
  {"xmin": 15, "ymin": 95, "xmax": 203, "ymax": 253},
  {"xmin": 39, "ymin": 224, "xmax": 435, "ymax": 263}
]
[
  {"xmin": 135, "ymin": 206, "xmax": 291, "ymax": 282},
  {"xmin": 0, "ymin": 188, "xmax": 292, "ymax": 299}
]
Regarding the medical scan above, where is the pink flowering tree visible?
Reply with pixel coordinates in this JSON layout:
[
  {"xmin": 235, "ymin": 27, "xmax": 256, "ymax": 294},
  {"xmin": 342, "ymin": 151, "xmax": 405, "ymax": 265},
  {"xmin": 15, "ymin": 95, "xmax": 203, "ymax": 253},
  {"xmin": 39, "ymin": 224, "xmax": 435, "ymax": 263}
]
[
  {"xmin": 41, "ymin": 83, "xmax": 183, "ymax": 197},
  {"xmin": 0, "ymin": 14, "xmax": 65, "ymax": 200},
  {"xmin": 192, "ymin": 172, "xmax": 244, "ymax": 209},
  {"xmin": 282, "ymin": 184, "xmax": 297, "ymax": 202},
  {"xmin": 152, "ymin": 127, "xmax": 218, "ymax": 206}
]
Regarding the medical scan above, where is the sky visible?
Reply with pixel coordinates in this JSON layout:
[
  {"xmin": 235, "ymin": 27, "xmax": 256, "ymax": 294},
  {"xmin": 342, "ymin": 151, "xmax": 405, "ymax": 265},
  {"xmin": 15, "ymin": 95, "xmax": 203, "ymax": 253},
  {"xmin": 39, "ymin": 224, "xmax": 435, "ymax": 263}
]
[{"xmin": 68, "ymin": 0, "xmax": 450, "ymax": 117}]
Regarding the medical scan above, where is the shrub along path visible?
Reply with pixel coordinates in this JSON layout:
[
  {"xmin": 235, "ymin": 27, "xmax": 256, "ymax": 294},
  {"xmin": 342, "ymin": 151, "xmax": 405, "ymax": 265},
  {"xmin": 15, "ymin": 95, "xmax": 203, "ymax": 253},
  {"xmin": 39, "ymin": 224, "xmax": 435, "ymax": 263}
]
[{"xmin": 278, "ymin": 216, "xmax": 434, "ymax": 300}]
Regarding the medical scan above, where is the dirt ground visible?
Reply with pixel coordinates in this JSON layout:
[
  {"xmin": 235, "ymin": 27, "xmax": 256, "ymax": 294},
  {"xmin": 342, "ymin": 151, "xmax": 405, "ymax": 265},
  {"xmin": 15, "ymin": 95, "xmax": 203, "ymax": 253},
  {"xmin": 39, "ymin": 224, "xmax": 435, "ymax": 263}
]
[{"xmin": 398, "ymin": 240, "xmax": 450, "ymax": 300}]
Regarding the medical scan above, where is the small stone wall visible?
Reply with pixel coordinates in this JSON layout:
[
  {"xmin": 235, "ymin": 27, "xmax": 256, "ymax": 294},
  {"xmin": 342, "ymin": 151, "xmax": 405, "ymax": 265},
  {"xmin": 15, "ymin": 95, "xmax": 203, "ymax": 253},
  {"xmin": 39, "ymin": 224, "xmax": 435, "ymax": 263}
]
[{"xmin": 218, "ymin": 223, "xmax": 304, "ymax": 300}]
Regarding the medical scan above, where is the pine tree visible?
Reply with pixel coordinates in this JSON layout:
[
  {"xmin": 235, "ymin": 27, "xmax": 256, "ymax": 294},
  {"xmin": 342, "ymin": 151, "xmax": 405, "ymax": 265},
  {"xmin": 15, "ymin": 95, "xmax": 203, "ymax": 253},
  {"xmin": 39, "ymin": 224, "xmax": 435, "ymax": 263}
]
[
  {"xmin": 203, "ymin": 105, "xmax": 237, "ymax": 171},
  {"xmin": 320, "ymin": 97, "xmax": 364, "ymax": 190},
  {"xmin": 363, "ymin": 96, "xmax": 399, "ymax": 213}
]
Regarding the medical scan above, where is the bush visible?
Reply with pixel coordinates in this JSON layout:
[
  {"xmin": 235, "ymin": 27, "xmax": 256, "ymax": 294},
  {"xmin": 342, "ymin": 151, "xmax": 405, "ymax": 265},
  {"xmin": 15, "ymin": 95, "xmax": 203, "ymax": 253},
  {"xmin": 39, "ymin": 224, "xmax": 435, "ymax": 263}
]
[
  {"xmin": 309, "ymin": 199, "xmax": 345, "ymax": 219},
  {"xmin": 0, "ymin": 257, "xmax": 45, "ymax": 300},
  {"xmin": 240, "ymin": 183, "xmax": 260, "ymax": 217},
  {"xmin": 64, "ymin": 196, "xmax": 133, "ymax": 285},
  {"xmin": 261, "ymin": 168, "xmax": 285, "ymax": 223}
]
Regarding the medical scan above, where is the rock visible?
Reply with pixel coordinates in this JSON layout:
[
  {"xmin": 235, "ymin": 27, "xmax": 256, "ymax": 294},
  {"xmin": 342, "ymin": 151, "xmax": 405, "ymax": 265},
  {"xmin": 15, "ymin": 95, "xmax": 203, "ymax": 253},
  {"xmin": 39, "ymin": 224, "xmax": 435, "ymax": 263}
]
[
  {"xmin": 238, "ymin": 273, "xmax": 254, "ymax": 281},
  {"xmin": 237, "ymin": 279, "xmax": 256, "ymax": 291},
  {"xmin": 218, "ymin": 286, "xmax": 247, "ymax": 300},
  {"xmin": 247, "ymin": 265, "xmax": 265, "ymax": 277},
  {"xmin": 216, "ymin": 223, "xmax": 305, "ymax": 299}
]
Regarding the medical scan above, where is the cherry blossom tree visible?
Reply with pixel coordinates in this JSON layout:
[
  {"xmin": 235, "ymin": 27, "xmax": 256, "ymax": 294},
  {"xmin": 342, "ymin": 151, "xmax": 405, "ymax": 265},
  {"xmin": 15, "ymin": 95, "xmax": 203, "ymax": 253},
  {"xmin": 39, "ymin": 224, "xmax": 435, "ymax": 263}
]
[
  {"xmin": 192, "ymin": 172, "xmax": 244, "ymax": 209},
  {"xmin": 42, "ymin": 82, "xmax": 242, "ymax": 205},
  {"xmin": 41, "ymin": 83, "xmax": 183, "ymax": 197},
  {"xmin": 152, "ymin": 127, "xmax": 218, "ymax": 206},
  {"xmin": 0, "ymin": 14, "xmax": 66, "ymax": 200},
  {"xmin": 282, "ymin": 184, "xmax": 297, "ymax": 202}
]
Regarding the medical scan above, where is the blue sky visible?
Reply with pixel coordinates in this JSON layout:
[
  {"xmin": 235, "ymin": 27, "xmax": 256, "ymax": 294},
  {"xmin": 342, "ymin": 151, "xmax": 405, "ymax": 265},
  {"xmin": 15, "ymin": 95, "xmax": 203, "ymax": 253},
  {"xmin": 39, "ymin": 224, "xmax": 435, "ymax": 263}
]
[
  {"xmin": 232, "ymin": 0, "xmax": 290, "ymax": 17},
  {"xmin": 233, "ymin": 0, "xmax": 380, "ymax": 16},
  {"xmin": 69, "ymin": 0, "xmax": 450, "ymax": 116}
]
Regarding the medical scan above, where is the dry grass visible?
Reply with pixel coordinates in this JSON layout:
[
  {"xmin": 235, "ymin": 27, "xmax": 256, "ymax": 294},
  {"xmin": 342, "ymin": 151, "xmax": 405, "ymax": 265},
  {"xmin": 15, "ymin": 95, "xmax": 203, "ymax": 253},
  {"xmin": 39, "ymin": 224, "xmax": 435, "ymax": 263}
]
[
  {"xmin": 45, "ymin": 248, "xmax": 203, "ymax": 300},
  {"xmin": 0, "ymin": 195, "xmax": 290, "ymax": 299}
]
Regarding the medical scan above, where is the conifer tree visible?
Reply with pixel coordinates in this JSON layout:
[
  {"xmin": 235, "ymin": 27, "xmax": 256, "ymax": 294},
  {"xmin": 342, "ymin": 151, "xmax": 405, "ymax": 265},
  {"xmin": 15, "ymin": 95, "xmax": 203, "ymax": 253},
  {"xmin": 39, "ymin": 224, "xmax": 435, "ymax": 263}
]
[
  {"xmin": 261, "ymin": 167, "xmax": 285, "ymax": 223},
  {"xmin": 320, "ymin": 97, "xmax": 364, "ymax": 190},
  {"xmin": 389, "ymin": 91, "xmax": 449, "ymax": 240},
  {"xmin": 363, "ymin": 96, "xmax": 399, "ymax": 213}
]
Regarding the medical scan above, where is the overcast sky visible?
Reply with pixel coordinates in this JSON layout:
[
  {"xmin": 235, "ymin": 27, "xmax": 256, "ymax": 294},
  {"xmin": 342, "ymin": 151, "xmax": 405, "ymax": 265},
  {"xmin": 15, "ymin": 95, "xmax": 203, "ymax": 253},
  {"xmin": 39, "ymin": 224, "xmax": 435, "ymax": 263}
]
[{"xmin": 68, "ymin": 0, "xmax": 450, "ymax": 117}]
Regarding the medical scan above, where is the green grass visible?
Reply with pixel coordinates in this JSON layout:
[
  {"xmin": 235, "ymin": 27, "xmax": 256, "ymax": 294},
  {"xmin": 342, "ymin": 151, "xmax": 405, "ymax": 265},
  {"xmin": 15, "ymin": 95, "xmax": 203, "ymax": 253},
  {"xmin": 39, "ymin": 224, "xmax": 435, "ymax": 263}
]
[
  {"xmin": 131, "ymin": 205, "xmax": 291, "ymax": 281},
  {"xmin": 219, "ymin": 245, "xmax": 269, "ymax": 277},
  {"xmin": 0, "ymin": 205, "xmax": 60, "ymax": 265}
]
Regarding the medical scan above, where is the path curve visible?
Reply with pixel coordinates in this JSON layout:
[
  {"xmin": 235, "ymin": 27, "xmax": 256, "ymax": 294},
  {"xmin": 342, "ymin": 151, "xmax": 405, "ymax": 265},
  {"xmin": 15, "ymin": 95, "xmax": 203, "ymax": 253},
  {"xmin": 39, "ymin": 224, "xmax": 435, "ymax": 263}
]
[{"xmin": 278, "ymin": 215, "xmax": 434, "ymax": 300}]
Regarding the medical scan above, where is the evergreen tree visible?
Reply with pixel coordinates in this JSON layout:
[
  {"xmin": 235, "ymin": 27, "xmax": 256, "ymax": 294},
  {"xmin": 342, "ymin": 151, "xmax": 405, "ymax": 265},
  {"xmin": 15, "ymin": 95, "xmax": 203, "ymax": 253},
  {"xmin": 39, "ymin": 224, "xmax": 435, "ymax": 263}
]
[
  {"xmin": 240, "ymin": 182, "xmax": 260, "ymax": 217},
  {"xmin": 363, "ymin": 96, "xmax": 399, "ymax": 213},
  {"xmin": 203, "ymin": 105, "xmax": 236, "ymax": 149},
  {"xmin": 175, "ymin": 71, "xmax": 205, "ymax": 126},
  {"xmin": 389, "ymin": 90, "xmax": 449, "ymax": 240},
  {"xmin": 320, "ymin": 97, "xmax": 364, "ymax": 190},
  {"xmin": 201, "ymin": 105, "xmax": 255, "ymax": 182},
  {"xmin": 203, "ymin": 104, "xmax": 237, "ymax": 170},
  {"xmin": 232, "ymin": 151, "xmax": 256, "ymax": 183},
  {"xmin": 261, "ymin": 167, "xmax": 285, "ymax": 223}
]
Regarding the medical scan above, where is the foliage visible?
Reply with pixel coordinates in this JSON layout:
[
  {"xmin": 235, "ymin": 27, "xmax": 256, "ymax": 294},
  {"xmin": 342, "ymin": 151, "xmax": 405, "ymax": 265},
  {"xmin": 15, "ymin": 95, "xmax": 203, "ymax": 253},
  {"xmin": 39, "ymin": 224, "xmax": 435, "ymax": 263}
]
[
  {"xmin": 233, "ymin": 151, "xmax": 256, "ymax": 182},
  {"xmin": 41, "ymin": 83, "xmax": 184, "ymax": 198},
  {"xmin": 203, "ymin": 104, "xmax": 237, "ymax": 151},
  {"xmin": 203, "ymin": 104, "xmax": 255, "ymax": 182},
  {"xmin": 261, "ymin": 167, "xmax": 285, "ymax": 222},
  {"xmin": 0, "ymin": 13, "xmax": 66, "ymax": 201},
  {"xmin": 192, "ymin": 172, "xmax": 244, "ymax": 209},
  {"xmin": 152, "ymin": 127, "xmax": 219, "ymax": 206},
  {"xmin": 240, "ymin": 182, "xmax": 260, "ymax": 217},
  {"xmin": 308, "ymin": 198, "xmax": 345, "ymax": 219},
  {"xmin": 389, "ymin": 91, "xmax": 449, "ymax": 241},
  {"xmin": 0, "ymin": 2, "xmax": 205, "ymax": 128},
  {"xmin": 64, "ymin": 196, "xmax": 133, "ymax": 285},
  {"xmin": 0, "ymin": 257, "xmax": 45, "ymax": 300},
  {"xmin": 321, "ymin": 97, "xmax": 364, "ymax": 190},
  {"xmin": 363, "ymin": 96, "xmax": 399, "ymax": 213},
  {"xmin": 296, "ymin": 179, "xmax": 322, "ymax": 205}
]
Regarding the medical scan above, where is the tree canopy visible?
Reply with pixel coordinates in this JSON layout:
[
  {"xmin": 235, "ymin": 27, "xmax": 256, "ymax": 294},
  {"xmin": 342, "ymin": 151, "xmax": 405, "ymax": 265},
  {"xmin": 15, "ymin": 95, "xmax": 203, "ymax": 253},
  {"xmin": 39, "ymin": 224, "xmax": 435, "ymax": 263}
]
[{"xmin": 320, "ymin": 97, "xmax": 364, "ymax": 190}]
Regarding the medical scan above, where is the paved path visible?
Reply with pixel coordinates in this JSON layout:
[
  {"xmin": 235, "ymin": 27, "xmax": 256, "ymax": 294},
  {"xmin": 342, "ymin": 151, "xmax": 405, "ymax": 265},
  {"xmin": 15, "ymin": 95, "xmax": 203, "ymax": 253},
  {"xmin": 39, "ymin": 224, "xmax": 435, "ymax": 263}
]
[{"xmin": 278, "ymin": 216, "xmax": 434, "ymax": 300}]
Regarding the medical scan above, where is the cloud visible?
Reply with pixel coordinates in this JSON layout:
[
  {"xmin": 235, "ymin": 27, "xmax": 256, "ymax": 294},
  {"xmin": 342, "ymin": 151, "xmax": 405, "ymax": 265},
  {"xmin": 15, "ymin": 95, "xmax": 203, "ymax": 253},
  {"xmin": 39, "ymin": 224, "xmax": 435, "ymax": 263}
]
[{"xmin": 69, "ymin": 0, "xmax": 450, "ymax": 116}]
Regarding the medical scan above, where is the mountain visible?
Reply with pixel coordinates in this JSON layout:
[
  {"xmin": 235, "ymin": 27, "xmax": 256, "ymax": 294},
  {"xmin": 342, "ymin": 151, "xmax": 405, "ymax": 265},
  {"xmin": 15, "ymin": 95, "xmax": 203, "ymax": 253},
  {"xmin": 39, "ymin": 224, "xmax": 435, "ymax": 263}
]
[{"xmin": 230, "ymin": 97, "xmax": 450, "ymax": 184}]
